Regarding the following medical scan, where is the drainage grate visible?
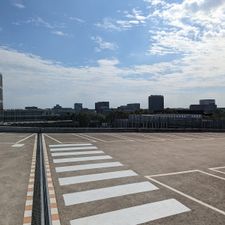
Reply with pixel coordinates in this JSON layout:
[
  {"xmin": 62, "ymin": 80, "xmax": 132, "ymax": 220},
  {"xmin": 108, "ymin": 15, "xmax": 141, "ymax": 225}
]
[{"xmin": 32, "ymin": 133, "xmax": 51, "ymax": 225}]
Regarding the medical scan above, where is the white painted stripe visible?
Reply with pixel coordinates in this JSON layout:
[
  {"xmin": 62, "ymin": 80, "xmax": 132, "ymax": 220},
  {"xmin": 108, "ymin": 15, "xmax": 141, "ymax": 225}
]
[
  {"xmin": 209, "ymin": 166, "xmax": 225, "ymax": 170},
  {"xmin": 52, "ymin": 221, "xmax": 61, "ymax": 225},
  {"xmin": 15, "ymin": 133, "xmax": 35, "ymax": 144},
  {"xmin": 52, "ymin": 151, "xmax": 104, "ymax": 157},
  {"xmin": 50, "ymin": 146, "xmax": 98, "ymax": 152},
  {"xmin": 210, "ymin": 168, "xmax": 225, "ymax": 175},
  {"xmin": 73, "ymin": 134, "xmax": 97, "ymax": 142},
  {"xmin": 108, "ymin": 133, "xmax": 134, "ymax": 142},
  {"xmin": 56, "ymin": 162, "xmax": 123, "ymax": 173},
  {"xmin": 25, "ymin": 200, "xmax": 33, "ymax": 206},
  {"xmin": 70, "ymin": 199, "xmax": 190, "ymax": 225},
  {"xmin": 59, "ymin": 170, "xmax": 138, "ymax": 186},
  {"xmin": 149, "ymin": 170, "xmax": 198, "ymax": 178},
  {"xmin": 78, "ymin": 134, "xmax": 107, "ymax": 142},
  {"xmin": 53, "ymin": 155, "xmax": 112, "ymax": 164},
  {"xmin": 198, "ymin": 170, "xmax": 225, "ymax": 181},
  {"xmin": 64, "ymin": 181, "xmax": 158, "ymax": 206},
  {"xmin": 147, "ymin": 176, "xmax": 225, "ymax": 216},
  {"xmin": 24, "ymin": 210, "xmax": 32, "ymax": 217},
  {"xmin": 44, "ymin": 134, "xmax": 62, "ymax": 143},
  {"xmin": 12, "ymin": 144, "xmax": 24, "ymax": 147},
  {"xmin": 49, "ymin": 143, "xmax": 92, "ymax": 148},
  {"xmin": 52, "ymin": 220, "xmax": 61, "ymax": 225}
]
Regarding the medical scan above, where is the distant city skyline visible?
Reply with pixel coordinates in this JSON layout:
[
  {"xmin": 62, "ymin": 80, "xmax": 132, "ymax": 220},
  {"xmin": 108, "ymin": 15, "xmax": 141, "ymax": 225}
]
[{"xmin": 1, "ymin": 0, "xmax": 225, "ymax": 109}]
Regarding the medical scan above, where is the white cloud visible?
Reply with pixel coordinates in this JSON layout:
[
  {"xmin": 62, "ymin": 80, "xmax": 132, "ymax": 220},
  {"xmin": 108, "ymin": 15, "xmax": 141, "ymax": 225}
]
[
  {"xmin": 96, "ymin": 9, "xmax": 148, "ymax": 31},
  {"xmin": 145, "ymin": 0, "xmax": 225, "ymax": 57},
  {"xmin": 52, "ymin": 30, "xmax": 69, "ymax": 37},
  {"xmin": 144, "ymin": 0, "xmax": 167, "ymax": 6},
  {"xmin": 95, "ymin": 18, "xmax": 121, "ymax": 31},
  {"xmin": 13, "ymin": 16, "xmax": 65, "ymax": 30},
  {"xmin": 91, "ymin": 36, "xmax": 118, "ymax": 52},
  {"xmin": 1, "ymin": 46, "xmax": 225, "ymax": 109},
  {"xmin": 124, "ymin": 8, "xmax": 148, "ymax": 23},
  {"xmin": 69, "ymin": 17, "xmax": 85, "ymax": 23},
  {"xmin": 13, "ymin": 2, "xmax": 25, "ymax": 9}
]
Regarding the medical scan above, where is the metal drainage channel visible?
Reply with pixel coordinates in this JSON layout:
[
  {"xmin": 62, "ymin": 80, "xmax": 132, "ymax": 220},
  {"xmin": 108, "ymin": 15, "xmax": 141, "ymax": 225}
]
[{"xmin": 32, "ymin": 133, "xmax": 51, "ymax": 225}]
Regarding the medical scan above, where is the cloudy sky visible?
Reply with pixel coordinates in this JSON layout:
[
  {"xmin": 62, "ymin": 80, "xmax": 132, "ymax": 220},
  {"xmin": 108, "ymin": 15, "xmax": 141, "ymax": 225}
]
[{"xmin": 1, "ymin": 0, "xmax": 225, "ymax": 109}]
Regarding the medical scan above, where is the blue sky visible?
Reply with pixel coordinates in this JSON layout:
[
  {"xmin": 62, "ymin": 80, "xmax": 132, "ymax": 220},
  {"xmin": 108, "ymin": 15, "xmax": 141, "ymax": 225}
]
[{"xmin": 1, "ymin": 0, "xmax": 225, "ymax": 109}]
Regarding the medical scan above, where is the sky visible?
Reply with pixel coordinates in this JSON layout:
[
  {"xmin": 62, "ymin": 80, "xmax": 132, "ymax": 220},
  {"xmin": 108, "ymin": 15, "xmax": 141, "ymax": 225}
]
[{"xmin": 1, "ymin": 0, "xmax": 225, "ymax": 109}]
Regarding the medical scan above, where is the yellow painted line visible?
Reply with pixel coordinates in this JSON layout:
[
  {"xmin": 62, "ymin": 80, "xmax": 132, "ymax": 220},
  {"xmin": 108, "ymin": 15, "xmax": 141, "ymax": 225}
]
[{"xmin": 23, "ymin": 134, "xmax": 37, "ymax": 225}]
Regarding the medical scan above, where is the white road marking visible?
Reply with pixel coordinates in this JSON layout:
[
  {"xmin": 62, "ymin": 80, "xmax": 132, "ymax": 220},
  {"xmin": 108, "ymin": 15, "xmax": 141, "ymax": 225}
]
[
  {"xmin": 137, "ymin": 133, "xmax": 166, "ymax": 141},
  {"xmin": 56, "ymin": 162, "xmax": 123, "ymax": 173},
  {"xmin": 50, "ymin": 146, "xmax": 98, "ymax": 152},
  {"xmin": 148, "ymin": 170, "xmax": 198, "ymax": 177},
  {"xmin": 49, "ymin": 143, "xmax": 92, "ymax": 148},
  {"xmin": 209, "ymin": 168, "xmax": 225, "ymax": 175},
  {"xmin": 64, "ymin": 181, "xmax": 158, "ymax": 206},
  {"xmin": 11, "ymin": 133, "xmax": 35, "ymax": 147},
  {"xmin": 158, "ymin": 133, "xmax": 192, "ymax": 141},
  {"xmin": 52, "ymin": 150, "xmax": 104, "ymax": 157},
  {"xmin": 59, "ymin": 170, "xmax": 138, "ymax": 186},
  {"xmin": 12, "ymin": 143, "xmax": 24, "ymax": 148},
  {"xmin": 198, "ymin": 170, "xmax": 225, "ymax": 181},
  {"xmin": 78, "ymin": 134, "xmax": 107, "ymax": 142},
  {"xmin": 73, "ymin": 134, "xmax": 97, "ymax": 142},
  {"xmin": 70, "ymin": 199, "xmax": 190, "ymax": 225},
  {"xmin": 107, "ymin": 133, "xmax": 134, "ymax": 142},
  {"xmin": 53, "ymin": 155, "xmax": 112, "ymax": 164},
  {"xmin": 146, "ymin": 176, "xmax": 225, "ymax": 216},
  {"xmin": 209, "ymin": 166, "xmax": 225, "ymax": 170},
  {"xmin": 44, "ymin": 134, "xmax": 62, "ymax": 143}
]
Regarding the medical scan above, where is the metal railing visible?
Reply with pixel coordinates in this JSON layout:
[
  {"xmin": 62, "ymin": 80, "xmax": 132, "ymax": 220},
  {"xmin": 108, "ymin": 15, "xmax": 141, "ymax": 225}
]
[{"xmin": 32, "ymin": 133, "xmax": 51, "ymax": 225}]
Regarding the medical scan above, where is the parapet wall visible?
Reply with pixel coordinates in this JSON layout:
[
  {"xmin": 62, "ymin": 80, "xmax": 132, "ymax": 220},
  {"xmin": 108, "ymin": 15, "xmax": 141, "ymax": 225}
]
[{"xmin": 0, "ymin": 126, "xmax": 225, "ymax": 133}]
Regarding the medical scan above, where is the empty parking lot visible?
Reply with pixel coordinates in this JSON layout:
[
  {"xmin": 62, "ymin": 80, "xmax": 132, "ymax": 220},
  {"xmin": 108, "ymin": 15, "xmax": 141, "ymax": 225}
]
[{"xmin": 1, "ymin": 132, "xmax": 225, "ymax": 225}]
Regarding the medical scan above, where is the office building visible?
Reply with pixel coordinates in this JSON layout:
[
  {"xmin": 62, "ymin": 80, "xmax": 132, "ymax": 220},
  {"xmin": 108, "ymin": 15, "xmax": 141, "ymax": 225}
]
[
  {"xmin": 118, "ymin": 103, "xmax": 140, "ymax": 112},
  {"xmin": 74, "ymin": 103, "xmax": 83, "ymax": 112},
  {"xmin": 0, "ymin": 73, "xmax": 3, "ymax": 110},
  {"xmin": 148, "ymin": 95, "xmax": 164, "ymax": 112},
  {"xmin": 95, "ymin": 101, "xmax": 110, "ymax": 113},
  {"xmin": 190, "ymin": 99, "xmax": 217, "ymax": 113},
  {"xmin": 200, "ymin": 99, "xmax": 216, "ymax": 106}
]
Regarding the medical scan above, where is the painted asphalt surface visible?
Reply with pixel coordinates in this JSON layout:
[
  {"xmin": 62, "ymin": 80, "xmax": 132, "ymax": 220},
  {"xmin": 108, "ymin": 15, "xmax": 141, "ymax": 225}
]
[
  {"xmin": 1, "ymin": 132, "xmax": 225, "ymax": 225},
  {"xmin": 44, "ymin": 132, "xmax": 225, "ymax": 225},
  {"xmin": 0, "ymin": 133, "xmax": 35, "ymax": 225}
]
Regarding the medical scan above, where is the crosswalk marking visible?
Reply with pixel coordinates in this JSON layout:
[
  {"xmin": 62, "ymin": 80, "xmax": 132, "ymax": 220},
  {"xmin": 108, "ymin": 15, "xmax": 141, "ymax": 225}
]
[
  {"xmin": 49, "ymin": 143, "xmax": 92, "ymax": 148},
  {"xmin": 63, "ymin": 181, "xmax": 158, "ymax": 206},
  {"xmin": 58, "ymin": 170, "xmax": 138, "ymax": 186},
  {"xmin": 55, "ymin": 162, "xmax": 123, "ymax": 173},
  {"xmin": 47, "ymin": 142, "xmax": 191, "ymax": 224},
  {"xmin": 52, "ymin": 150, "xmax": 104, "ymax": 157},
  {"xmin": 70, "ymin": 199, "xmax": 190, "ymax": 225},
  {"xmin": 53, "ymin": 155, "xmax": 112, "ymax": 164},
  {"xmin": 50, "ymin": 146, "xmax": 98, "ymax": 152}
]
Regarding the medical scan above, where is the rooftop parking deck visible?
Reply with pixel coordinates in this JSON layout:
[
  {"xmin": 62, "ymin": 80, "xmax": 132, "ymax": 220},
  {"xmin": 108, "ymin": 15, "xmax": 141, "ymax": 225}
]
[{"xmin": 1, "ymin": 132, "xmax": 225, "ymax": 225}]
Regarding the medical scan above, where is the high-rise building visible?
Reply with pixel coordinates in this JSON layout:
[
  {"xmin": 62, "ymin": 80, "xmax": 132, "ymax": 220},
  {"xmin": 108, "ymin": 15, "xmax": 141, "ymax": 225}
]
[
  {"xmin": 95, "ymin": 101, "xmax": 109, "ymax": 113},
  {"xmin": 0, "ymin": 74, "xmax": 3, "ymax": 110},
  {"xmin": 74, "ymin": 103, "xmax": 83, "ymax": 112},
  {"xmin": 148, "ymin": 95, "xmax": 164, "ymax": 112}
]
